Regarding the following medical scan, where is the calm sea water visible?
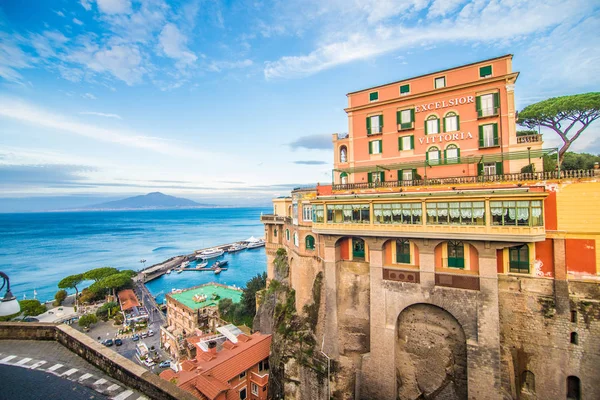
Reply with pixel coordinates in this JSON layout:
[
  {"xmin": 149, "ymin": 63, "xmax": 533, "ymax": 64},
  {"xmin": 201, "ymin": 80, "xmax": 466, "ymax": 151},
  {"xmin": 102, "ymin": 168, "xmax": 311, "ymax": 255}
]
[{"xmin": 0, "ymin": 208, "xmax": 269, "ymax": 303}]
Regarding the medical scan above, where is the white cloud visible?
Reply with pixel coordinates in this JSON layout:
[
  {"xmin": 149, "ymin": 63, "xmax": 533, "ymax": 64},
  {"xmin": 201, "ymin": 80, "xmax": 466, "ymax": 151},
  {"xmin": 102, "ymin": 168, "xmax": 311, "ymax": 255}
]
[
  {"xmin": 428, "ymin": 0, "xmax": 468, "ymax": 18},
  {"xmin": 73, "ymin": 18, "xmax": 84, "ymax": 26},
  {"xmin": 78, "ymin": 44, "xmax": 147, "ymax": 85},
  {"xmin": 80, "ymin": 0, "xmax": 92, "ymax": 11},
  {"xmin": 80, "ymin": 111, "xmax": 122, "ymax": 119},
  {"xmin": 82, "ymin": 93, "xmax": 97, "ymax": 100},
  {"xmin": 96, "ymin": 0, "xmax": 132, "ymax": 15},
  {"xmin": 207, "ymin": 59, "xmax": 253, "ymax": 72},
  {"xmin": 0, "ymin": 33, "xmax": 34, "ymax": 83},
  {"xmin": 54, "ymin": 10, "xmax": 66, "ymax": 17},
  {"xmin": 158, "ymin": 23, "xmax": 197, "ymax": 67}
]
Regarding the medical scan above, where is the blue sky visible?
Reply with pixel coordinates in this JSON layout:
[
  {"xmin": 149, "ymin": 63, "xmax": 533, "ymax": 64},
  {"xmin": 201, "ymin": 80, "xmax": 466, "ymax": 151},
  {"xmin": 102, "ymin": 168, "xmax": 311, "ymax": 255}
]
[{"xmin": 0, "ymin": 0, "xmax": 599, "ymax": 209}]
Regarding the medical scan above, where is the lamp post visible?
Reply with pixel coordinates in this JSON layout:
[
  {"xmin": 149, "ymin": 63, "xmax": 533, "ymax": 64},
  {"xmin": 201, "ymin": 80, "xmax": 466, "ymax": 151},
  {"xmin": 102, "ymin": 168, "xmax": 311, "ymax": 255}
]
[{"xmin": 0, "ymin": 271, "xmax": 20, "ymax": 317}]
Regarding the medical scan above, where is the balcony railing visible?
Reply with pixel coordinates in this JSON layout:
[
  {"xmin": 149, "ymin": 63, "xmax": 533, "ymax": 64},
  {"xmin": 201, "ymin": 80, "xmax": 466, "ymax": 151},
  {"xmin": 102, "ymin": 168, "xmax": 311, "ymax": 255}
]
[
  {"xmin": 477, "ymin": 107, "xmax": 499, "ymax": 118},
  {"xmin": 397, "ymin": 122, "xmax": 414, "ymax": 131},
  {"xmin": 260, "ymin": 215, "xmax": 291, "ymax": 224},
  {"xmin": 517, "ymin": 134, "xmax": 543, "ymax": 144},
  {"xmin": 331, "ymin": 169, "xmax": 594, "ymax": 191},
  {"xmin": 337, "ymin": 132, "xmax": 349, "ymax": 140}
]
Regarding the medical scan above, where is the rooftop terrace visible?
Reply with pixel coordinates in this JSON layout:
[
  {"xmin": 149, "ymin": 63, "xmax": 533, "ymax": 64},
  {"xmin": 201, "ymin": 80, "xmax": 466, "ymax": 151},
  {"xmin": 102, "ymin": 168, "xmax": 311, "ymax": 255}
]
[{"xmin": 169, "ymin": 283, "xmax": 242, "ymax": 310}]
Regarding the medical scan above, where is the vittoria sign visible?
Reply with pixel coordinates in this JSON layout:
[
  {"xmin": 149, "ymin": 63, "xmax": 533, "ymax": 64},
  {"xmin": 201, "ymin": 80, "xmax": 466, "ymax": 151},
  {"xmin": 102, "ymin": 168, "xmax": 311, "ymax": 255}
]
[
  {"xmin": 418, "ymin": 132, "xmax": 474, "ymax": 145},
  {"xmin": 415, "ymin": 96, "xmax": 474, "ymax": 113}
]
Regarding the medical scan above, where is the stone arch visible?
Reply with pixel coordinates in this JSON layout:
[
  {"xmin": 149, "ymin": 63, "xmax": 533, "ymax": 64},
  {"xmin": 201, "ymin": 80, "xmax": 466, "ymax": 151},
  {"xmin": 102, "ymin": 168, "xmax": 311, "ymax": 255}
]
[
  {"xmin": 339, "ymin": 145, "xmax": 347, "ymax": 163},
  {"xmin": 382, "ymin": 238, "xmax": 420, "ymax": 266},
  {"xmin": 434, "ymin": 241, "xmax": 479, "ymax": 271},
  {"xmin": 395, "ymin": 303, "xmax": 468, "ymax": 400},
  {"xmin": 335, "ymin": 236, "xmax": 369, "ymax": 262}
]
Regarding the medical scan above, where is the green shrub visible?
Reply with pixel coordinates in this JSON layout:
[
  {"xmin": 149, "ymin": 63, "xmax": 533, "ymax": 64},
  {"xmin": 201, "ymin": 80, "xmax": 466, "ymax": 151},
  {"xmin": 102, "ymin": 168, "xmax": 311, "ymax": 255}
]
[{"xmin": 54, "ymin": 290, "xmax": 68, "ymax": 306}]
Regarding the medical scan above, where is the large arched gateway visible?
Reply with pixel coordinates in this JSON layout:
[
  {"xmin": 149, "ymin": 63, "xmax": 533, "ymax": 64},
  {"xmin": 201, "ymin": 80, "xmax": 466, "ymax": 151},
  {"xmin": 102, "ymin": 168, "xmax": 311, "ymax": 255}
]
[{"xmin": 396, "ymin": 304, "xmax": 468, "ymax": 399}]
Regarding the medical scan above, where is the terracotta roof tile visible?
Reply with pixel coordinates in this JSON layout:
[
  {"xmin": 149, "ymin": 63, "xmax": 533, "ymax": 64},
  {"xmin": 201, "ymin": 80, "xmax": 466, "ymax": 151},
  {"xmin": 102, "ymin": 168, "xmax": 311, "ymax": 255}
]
[
  {"xmin": 159, "ymin": 369, "xmax": 176, "ymax": 381},
  {"xmin": 117, "ymin": 289, "xmax": 140, "ymax": 311},
  {"xmin": 195, "ymin": 375, "xmax": 229, "ymax": 399}
]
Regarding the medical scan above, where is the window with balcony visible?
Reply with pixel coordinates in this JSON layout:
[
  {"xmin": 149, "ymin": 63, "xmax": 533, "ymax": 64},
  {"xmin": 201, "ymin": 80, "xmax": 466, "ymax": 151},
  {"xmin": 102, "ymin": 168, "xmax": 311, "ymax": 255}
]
[
  {"xmin": 426, "ymin": 146, "xmax": 440, "ymax": 165},
  {"xmin": 340, "ymin": 172, "xmax": 348, "ymax": 184},
  {"xmin": 490, "ymin": 200, "xmax": 543, "ymax": 226},
  {"xmin": 251, "ymin": 383, "xmax": 259, "ymax": 396},
  {"xmin": 353, "ymin": 238, "xmax": 365, "ymax": 259},
  {"xmin": 396, "ymin": 239, "xmax": 411, "ymax": 264},
  {"xmin": 479, "ymin": 123, "xmax": 499, "ymax": 148},
  {"xmin": 312, "ymin": 205, "xmax": 324, "ymax": 223},
  {"xmin": 306, "ymin": 235, "xmax": 315, "ymax": 250},
  {"xmin": 447, "ymin": 241, "xmax": 465, "ymax": 268},
  {"xmin": 444, "ymin": 112, "xmax": 459, "ymax": 132},
  {"xmin": 367, "ymin": 115, "xmax": 383, "ymax": 135},
  {"xmin": 435, "ymin": 76, "xmax": 446, "ymax": 89},
  {"xmin": 479, "ymin": 65, "xmax": 492, "ymax": 78},
  {"xmin": 397, "ymin": 108, "xmax": 415, "ymax": 130},
  {"xmin": 369, "ymin": 139, "xmax": 383, "ymax": 154},
  {"xmin": 398, "ymin": 168, "xmax": 416, "ymax": 182},
  {"xmin": 373, "ymin": 203, "xmax": 422, "ymax": 224},
  {"xmin": 326, "ymin": 204, "xmax": 370, "ymax": 223},
  {"xmin": 369, "ymin": 91, "xmax": 379, "ymax": 102},
  {"xmin": 478, "ymin": 162, "xmax": 503, "ymax": 176},
  {"xmin": 445, "ymin": 144, "xmax": 460, "ymax": 164},
  {"xmin": 340, "ymin": 145, "xmax": 347, "ymax": 163},
  {"xmin": 509, "ymin": 245, "xmax": 530, "ymax": 273},
  {"xmin": 425, "ymin": 115, "xmax": 440, "ymax": 134},
  {"xmin": 427, "ymin": 202, "xmax": 485, "ymax": 225},
  {"xmin": 476, "ymin": 93, "xmax": 499, "ymax": 117},
  {"xmin": 303, "ymin": 205, "xmax": 312, "ymax": 221},
  {"xmin": 400, "ymin": 84, "xmax": 410, "ymax": 95},
  {"xmin": 398, "ymin": 135, "xmax": 414, "ymax": 151},
  {"xmin": 368, "ymin": 171, "xmax": 384, "ymax": 183}
]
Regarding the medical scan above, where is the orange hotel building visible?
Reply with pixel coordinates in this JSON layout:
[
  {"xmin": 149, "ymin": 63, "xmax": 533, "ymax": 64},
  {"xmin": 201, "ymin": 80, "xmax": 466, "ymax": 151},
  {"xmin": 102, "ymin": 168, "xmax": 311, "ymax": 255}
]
[{"xmin": 261, "ymin": 55, "xmax": 600, "ymax": 399}]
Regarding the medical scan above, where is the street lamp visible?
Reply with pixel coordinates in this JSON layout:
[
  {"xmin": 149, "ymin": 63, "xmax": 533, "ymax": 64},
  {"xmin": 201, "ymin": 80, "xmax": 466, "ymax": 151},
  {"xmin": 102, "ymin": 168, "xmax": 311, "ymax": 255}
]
[{"xmin": 0, "ymin": 271, "xmax": 20, "ymax": 317}]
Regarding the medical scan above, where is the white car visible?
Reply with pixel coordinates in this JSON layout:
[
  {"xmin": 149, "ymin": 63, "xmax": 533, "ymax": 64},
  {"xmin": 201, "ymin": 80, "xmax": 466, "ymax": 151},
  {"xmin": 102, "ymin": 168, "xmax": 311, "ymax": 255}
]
[
  {"xmin": 144, "ymin": 358, "xmax": 155, "ymax": 367},
  {"xmin": 141, "ymin": 331, "xmax": 148, "ymax": 338},
  {"xmin": 148, "ymin": 329, "xmax": 154, "ymax": 337}
]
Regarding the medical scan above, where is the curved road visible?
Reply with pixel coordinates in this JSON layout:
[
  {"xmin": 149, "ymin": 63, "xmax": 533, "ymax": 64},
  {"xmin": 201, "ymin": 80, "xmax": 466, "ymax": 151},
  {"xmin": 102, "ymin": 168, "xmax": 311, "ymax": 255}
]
[{"xmin": 0, "ymin": 364, "xmax": 107, "ymax": 400}]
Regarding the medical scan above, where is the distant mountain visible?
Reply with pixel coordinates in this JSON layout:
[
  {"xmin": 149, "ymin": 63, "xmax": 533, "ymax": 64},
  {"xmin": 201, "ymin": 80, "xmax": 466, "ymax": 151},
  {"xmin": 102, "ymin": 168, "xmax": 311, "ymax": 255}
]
[{"xmin": 83, "ymin": 192, "xmax": 214, "ymax": 210}]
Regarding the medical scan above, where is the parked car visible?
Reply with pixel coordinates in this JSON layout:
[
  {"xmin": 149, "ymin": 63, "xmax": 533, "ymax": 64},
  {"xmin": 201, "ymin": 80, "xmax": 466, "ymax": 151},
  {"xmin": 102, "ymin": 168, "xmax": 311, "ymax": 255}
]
[
  {"xmin": 141, "ymin": 331, "xmax": 148, "ymax": 338},
  {"xmin": 148, "ymin": 329, "xmax": 154, "ymax": 337},
  {"xmin": 144, "ymin": 358, "xmax": 155, "ymax": 367},
  {"xmin": 158, "ymin": 360, "xmax": 171, "ymax": 368},
  {"xmin": 104, "ymin": 339, "xmax": 114, "ymax": 347},
  {"xmin": 132, "ymin": 334, "xmax": 140, "ymax": 342},
  {"xmin": 115, "ymin": 338, "xmax": 123, "ymax": 346}
]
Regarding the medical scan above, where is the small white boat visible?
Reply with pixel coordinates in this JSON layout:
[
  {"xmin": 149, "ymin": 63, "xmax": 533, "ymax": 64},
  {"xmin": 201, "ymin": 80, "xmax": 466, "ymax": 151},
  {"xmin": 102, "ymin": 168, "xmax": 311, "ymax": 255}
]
[
  {"xmin": 246, "ymin": 240, "xmax": 265, "ymax": 249},
  {"xmin": 196, "ymin": 261, "xmax": 208, "ymax": 268},
  {"xmin": 166, "ymin": 269, "xmax": 172, "ymax": 274},
  {"xmin": 176, "ymin": 269, "xmax": 183, "ymax": 274},
  {"xmin": 198, "ymin": 248, "xmax": 225, "ymax": 259},
  {"xmin": 214, "ymin": 267, "xmax": 222, "ymax": 275},
  {"xmin": 228, "ymin": 243, "xmax": 247, "ymax": 252},
  {"xmin": 181, "ymin": 261, "xmax": 190, "ymax": 268}
]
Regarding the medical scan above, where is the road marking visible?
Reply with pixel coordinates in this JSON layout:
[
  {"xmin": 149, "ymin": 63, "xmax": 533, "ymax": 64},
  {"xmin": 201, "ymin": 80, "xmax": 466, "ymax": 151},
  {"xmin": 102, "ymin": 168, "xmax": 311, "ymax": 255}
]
[
  {"xmin": 136, "ymin": 397, "xmax": 149, "ymax": 400},
  {"xmin": 29, "ymin": 361, "xmax": 47, "ymax": 369},
  {"xmin": 15, "ymin": 357, "xmax": 32, "ymax": 365},
  {"xmin": 107, "ymin": 384, "xmax": 121, "ymax": 392},
  {"xmin": 94, "ymin": 378, "xmax": 107, "ymax": 386},
  {"xmin": 62, "ymin": 368, "xmax": 78, "ymax": 376},
  {"xmin": 112, "ymin": 390, "xmax": 134, "ymax": 400},
  {"xmin": 48, "ymin": 363, "xmax": 63, "ymax": 372},
  {"xmin": 0, "ymin": 355, "xmax": 17, "ymax": 363},
  {"xmin": 79, "ymin": 373, "xmax": 93, "ymax": 382}
]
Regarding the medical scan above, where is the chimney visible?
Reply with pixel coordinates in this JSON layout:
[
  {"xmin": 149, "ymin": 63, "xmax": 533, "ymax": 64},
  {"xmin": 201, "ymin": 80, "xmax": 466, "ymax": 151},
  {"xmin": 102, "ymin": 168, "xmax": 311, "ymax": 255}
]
[{"xmin": 208, "ymin": 340, "xmax": 217, "ymax": 354}]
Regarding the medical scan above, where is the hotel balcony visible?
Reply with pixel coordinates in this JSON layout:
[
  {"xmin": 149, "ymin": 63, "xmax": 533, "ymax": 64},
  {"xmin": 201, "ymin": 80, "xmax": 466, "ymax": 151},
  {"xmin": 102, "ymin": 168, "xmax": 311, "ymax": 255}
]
[
  {"xmin": 516, "ymin": 133, "xmax": 543, "ymax": 144},
  {"xmin": 260, "ymin": 215, "xmax": 291, "ymax": 224}
]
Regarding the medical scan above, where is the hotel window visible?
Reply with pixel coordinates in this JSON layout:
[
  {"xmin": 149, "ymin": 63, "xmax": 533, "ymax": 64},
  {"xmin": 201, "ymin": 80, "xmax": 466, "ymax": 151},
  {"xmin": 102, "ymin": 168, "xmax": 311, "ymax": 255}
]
[
  {"xmin": 444, "ymin": 144, "xmax": 460, "ymax": 164},
  {"xmin": 340, "ymin": 172, "xmax": 348, "ymax": 184},
  {"xmin": 396, "ymin": 108, "xmax": 415, "ymax": 130},
  {"xmin": 369, "ymin": 91, "xmax": 379, "ymax": 102},
  {"xmin": 425, "ymin": 115, "xmax": 440, "ymax": 134},
  {"xmin": 368, "ymin": 171, "xmax": 384, "ymax": 183},
  {"xmin": 509, "ymin": 245, "xmax": 530, "ymax": 274},
  {"xmin": 476, "ymin": 93, "xmax": 499, "ymax": 117},
  {"xmin": 340, "ymin": 145, "xmax": 347, "ymax": 162},
  {"xmin": 305, "ymin": 235, "xmax": 315, "ymax": 250},
  {"xmin": 251, "ymin": 383, "xmax": 259, "ymax": 396},
  {"xmin": 479, "ymin": 162, "xmax": 503, "ymax": 176},
  {"xmin": 400, "ymin": 84, "xmax": 410, "ymax": 95},
  {"xmin": 426, "ymin": 146, "xmax": 440, "ymax": 165},
  {"xmin": 396, "ymin": 239, "xmax": 411, "ymax": 264},
  {"xmin": 398, "ymin": 135, "xmax": 414, "ymax": 151},
  {"xmin": 447, "ymin": 241, "xmax": 465, "ymax": 268},
  {"xmin": 426, "ymin": 202, "xmax": 485, "ymax": 225},
  {"xmin": 369, "ymin": 140, "xmax": 383, "ymax": 155},
  {"xmin": 398, "ymin": 168, "xmax": 417, "ymax": 182},
  {"xmin": 367, "ymin": 115, "xmax": 383, "ymax": 135},
  {"xmin": 293, "ymin": 232, "xmax": 299, "ymax": 247},
  {"xmin": 373, "ymin": 203, "xmax": 422, "ymax": 224},
  {"xmin": 434, "ymin": 76, "xmax": 446, "ymax": 89},
  {"xmin": 444, "ymin": 112, "xmax": 459, "ymax": 132},
  {"xmin": 239, "ymin": 387, "xmax": 247, "ymax": 400},
  {"xmin": 326, "ymin": 204, "xmax": 370, "ymax": 224},
  {"xmin": 479, "ymin": 65, "xmax": 492, "ymax": 78},
  {"xmin": 490, "ymin": 200, "xmax": 543, "ymax": 226},
  {"xmin": 303, "ymin": 205, "xmax": 312, "ymax": 221},
  {"xmin": 479, "ymin": 123, "xmax": 499, "ymax": 148},
  {"xmin": 312, "ymin": 205, "xmax": 324, "ymax": 223},
  {"xmin": 285, "ymin": 229, "xmax": 290, "ymax": 241}
]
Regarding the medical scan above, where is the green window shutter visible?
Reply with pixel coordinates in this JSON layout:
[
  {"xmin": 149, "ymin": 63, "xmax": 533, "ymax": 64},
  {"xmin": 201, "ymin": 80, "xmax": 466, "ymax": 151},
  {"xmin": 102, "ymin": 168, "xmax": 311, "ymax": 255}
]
[
  {"xmin": 369, "ymin": 141, "xmax": 373, "ymax": 154},
  {"xmin": 379, "ymin": 172, "xmax": 384, "ymax": 182},
  {"xmin": 378, "ymin": 140, "xmax": 383, "ymax": 153},
  {"xmin": 480, "ymin": 65, "xmax": 492, "ymax": 77},
  {"xmin": 436, "ymin": 118, "xmax": 440, "ymax": 133},
  {"xmin": 493, "ymin": 123, "xmax": 499, "ymax": 146},
  {"xmin": 443, "ymin": 117, "xmax": 447, "ymax": 132},
  {"xmin": 456, "ymin": 148, "xmax": 461, "ymax": 161},
  {"xmin": 396, "ymin": 111, "xmax": 401, "ymax": 125},
  {"xmin": 476, "ymin": 96, "xmax": 481, "ymax": 117},
  {"xmin": 397, "ymin": 170, "xmax": 402, "ymax": 181},
  {"xmin": 424, "ymin": 119, "xmax": 428, "ymax": 135},
  {"xmin": 410, "ymin": 136, "xmax": 414, "ymax": 149},
  {"xmin": 412, "ymin": 169, "xmax": 417, "ymax": 179},
  {"xmin": 398, "ymin": 137, "xmax": 403, "ymax": 151},
  {"xmin": 496, "ymin": 162, "xmax": 504, "ymax": 175},
  {"xmin": 400, "ymin": 84, "xmax": 410, "ymax": 94},
  {"xmin": 369, "ymin": 92, "xmax": 378, "ymax": 101},
  {"xmin": 478, "ymin": 125, "xmax": 484, "ymax": 147},
  {"xmin": 443, "ymin": 149, "xmax": 447, "ymax": 163},
  {"xmin": 477, "ymin": 163, "xmax": 483, "ymax": 176},
  {"xmin": 379, "ymin": 115, "xmax": 384, "ymax": 128},
  {"xmin": 493, "ymin": 92, "xmax": 500, "ymax": 113},
  {"xmin": 426, "ymin": 151, "xmax": 429, "ymax": 162},
  {"xmin": 366, "ymin": 117, "xmax": 371, "ymax": 135},
  {"xmin": 410, "ymin": 108, "xmax": 415, "ymax": 123},
  {"xmin": 456, "ymin": 115, "xmax": 460, "ymax": 130},
  {"xmin": 367, "ymin": 173, "xmax": 372, "ymax": 183}
]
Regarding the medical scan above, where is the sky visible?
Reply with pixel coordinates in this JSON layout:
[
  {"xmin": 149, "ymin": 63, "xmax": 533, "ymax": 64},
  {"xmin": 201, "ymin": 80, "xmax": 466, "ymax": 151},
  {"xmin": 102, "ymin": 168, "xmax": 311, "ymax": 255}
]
[{"xmin": 0, "ymin": 0, "xmax": 599, "ymax": 210}]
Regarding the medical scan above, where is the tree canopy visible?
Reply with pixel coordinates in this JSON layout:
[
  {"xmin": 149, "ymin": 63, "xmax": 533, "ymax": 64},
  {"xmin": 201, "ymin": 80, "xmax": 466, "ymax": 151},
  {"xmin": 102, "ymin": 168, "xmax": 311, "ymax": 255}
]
[
  {"xmin": 88, "ymin": 271, "xmax": 134, "ymax": 298},
  {"xmin": 54, "ymin": 289, "xmax": 68, "ymax": 306},
  {"xmin": 78, "ymin": 313, "xmax": 98, "ymax": 328},
  {"xmin": 83, "ymin": 267, "xmax": 119, "ymax": 282},
  {"xmin": 58, "ymin": 274, "xmax": 84, "ymax": 294},
  {"xmin": 517, "ymin": 92, "xmax": 600, "ymax": 162},
  {"xmin": 241, "ymin": 272, "xmax": 267, "ymax": 316}
]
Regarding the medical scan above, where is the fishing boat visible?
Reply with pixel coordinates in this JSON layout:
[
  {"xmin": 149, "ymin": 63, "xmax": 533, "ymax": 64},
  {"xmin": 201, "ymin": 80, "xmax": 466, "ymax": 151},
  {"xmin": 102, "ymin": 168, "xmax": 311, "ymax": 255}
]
[
  {"xmin": 212, "ymin": 260, "xmax": 228, "ymax": 269},
  {"xmin": 246, "ymin": 239, "xmax": 265, "ymax": 249},
  {"xmin": 198, "ymin": 248, "xmax": 225, "ymax": 259},
  {"xmin": 228, "ymin": 243, "xmax": 247, "ymax": 252}
]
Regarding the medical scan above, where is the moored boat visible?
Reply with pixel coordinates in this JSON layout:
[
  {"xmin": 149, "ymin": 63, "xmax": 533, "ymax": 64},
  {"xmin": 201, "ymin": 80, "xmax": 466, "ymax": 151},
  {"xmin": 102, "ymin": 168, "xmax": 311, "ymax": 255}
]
[
  {"xmin": 198, "ymin": 248, "xmax": 225, "ymax": 259},
  {"xmin": 246, "ymin": 239, "xmax": 265, "ymax": 249},
  {"xmin": 227, "ymin": 243, "xmax": 246, "ymax": 252},
  {"xmin": 166, "ymin": 269, "xmax": 172, "ymax": 274},
  {"xmin": 196, "ymin": 261, "xmax": 208, "ymax": 269},
  {"xmin": 214, "ymin": 267, "xmax": 222, "ymax": 275},
  {"xmin": 212, "ymin": 260, "xmax": 228, "ymax": 269}
]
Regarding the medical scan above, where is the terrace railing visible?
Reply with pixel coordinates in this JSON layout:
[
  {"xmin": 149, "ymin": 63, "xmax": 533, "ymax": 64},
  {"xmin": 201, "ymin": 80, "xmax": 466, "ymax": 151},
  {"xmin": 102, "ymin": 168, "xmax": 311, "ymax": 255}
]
[{"xmin": 517, "ymin": 134, "xmax": 543, "ymax": 144}]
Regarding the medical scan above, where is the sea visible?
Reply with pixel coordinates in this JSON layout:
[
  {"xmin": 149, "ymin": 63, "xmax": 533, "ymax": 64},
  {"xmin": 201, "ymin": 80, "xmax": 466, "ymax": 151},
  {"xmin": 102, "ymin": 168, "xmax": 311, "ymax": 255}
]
[{"xmin": 0, "ymin": 208, "xmax": 269, "ymax": 304}]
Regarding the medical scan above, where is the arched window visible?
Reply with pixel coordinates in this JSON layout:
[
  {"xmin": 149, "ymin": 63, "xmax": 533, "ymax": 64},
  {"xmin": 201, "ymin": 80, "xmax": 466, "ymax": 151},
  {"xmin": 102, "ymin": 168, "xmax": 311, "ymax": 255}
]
[
  {"xmin": 352, "ymin": 238, "xmax": 365, "ymax": 259},
  {"xmin": 521, "ymin": 370, "xmax": 535, "ymax": 394},
  {"xmin": 444, "ymin": 111, "xmax": 460, "ymax": 132},
  {"xmin": 285, "ymin": 229, "xmax": 290, "ymax": 241},
  {"xmin": 509, "ymin": 245, "xmax": 529, "ymax": 274},
  {"xmin": 340, "ymin": 146, "xmax": 347, "ymax": 163},
  {"xmin": 567, "ymin": 376, "xmax": 581, "ymax": 400},
  {"xmin": 447, "ymin": 241, "xmax": 464, "ymax": 268},
  {"xmin": 425, "ymin": 115, "xmax": 439, "ymax": 134},
  {"xmin": 274, "ymin": 228, "xmax": 278, "ymax": 237},
  {"xmin": 340, "ymin": 172, "xmax": 348, "ymax": 185},
  {"xmin": 445, "ymin": 144, "xmax": 460, "ymax": 164},
  {"xmin": 293, "ymin": 232, "xmax": 299, "ymax": 247},
  {"xmin": 427, "ymin": 146, "xmax": 440, "ymax": 165},
  {"xmin": 305, "ymin": 235, "xmax": 315, "ymax": 250},
  {"xmin": 396, "ymin": 239, "xmax": 410, "ymax": 264}
]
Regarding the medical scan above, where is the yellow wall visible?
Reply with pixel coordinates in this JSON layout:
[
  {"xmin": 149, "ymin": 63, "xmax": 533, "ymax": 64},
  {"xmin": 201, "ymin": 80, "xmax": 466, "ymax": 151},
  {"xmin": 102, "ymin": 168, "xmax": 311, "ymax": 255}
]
[{"xmin": 556, "ymin": 181, "xmax": 600, "ymax": 233}]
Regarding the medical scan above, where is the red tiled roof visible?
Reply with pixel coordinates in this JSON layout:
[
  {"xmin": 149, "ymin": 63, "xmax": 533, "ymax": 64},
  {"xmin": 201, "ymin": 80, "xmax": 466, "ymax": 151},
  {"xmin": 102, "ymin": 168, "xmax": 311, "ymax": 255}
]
[
  {"xmin": 117, "ymin": 289, "xmax": 140, "ymax": 311},
  {"xmin": 195, "ymin": 375, "xmax": 229, "ymax": 400},
  {"xmin": 159, "ymin": 369, "xmax": 176, "ymax": 381},
  {"xmin": 181, "ymin": 359, "xmax": 199, "ymax": 372}
]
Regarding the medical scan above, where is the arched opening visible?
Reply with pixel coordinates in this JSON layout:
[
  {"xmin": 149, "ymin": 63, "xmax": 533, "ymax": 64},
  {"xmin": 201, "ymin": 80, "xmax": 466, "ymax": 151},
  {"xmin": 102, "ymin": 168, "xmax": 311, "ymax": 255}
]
[
  {"xmin": 396, "ymin": 304, "xmax": 467, "ymax": 399},
  {"xmin": 340, "ymin": 145, "xmax": 347, "ymax": 163},
  {"xmin": 340, "ymin": 172, "xmax": 348, "ymax": 185},
  {"xmin": 427, "ymin": 146, "xmax": 440, "ymax": 165},
  {"xmin": 383, "ymin": 239, "xmax": 420, "ymax": 267},
  {"xmin": 567, "ymin": 376, "xmax": 581, "ymax": 400},
  {"xmin": 521, "ymin": 370, "xmax": 535, "ymax": 395},
  {"xmin": 287, "ymin": 205, "xmax": 292, "ymax": 217},
  {"xmin": 285, "ymin": 229, "xmax": 290, "ymax": 241},
  {"xmin": 352, "ymin": 238, "xmax": 365, "ymax": 259},
  {"xmin": 305, "ymin": 235, "xmax": 315, "ymax": 250},
  {"xmin": 444, "ymin": 111, "xmax": 460, "ymax": 132},
  {"xmin": 570, "ymin": 332, "xmax": 578, "ymax": 345},
  {"xmin": 445, "ymin": 144, "xmax": 460, "ymax": 164},
  {"xmin": 447, "ymin": 240, "xmax": 465, "ymax": 269},
  {"xmin": 293, "ymin": 232, "xmax": 299, "ymax": 247}
]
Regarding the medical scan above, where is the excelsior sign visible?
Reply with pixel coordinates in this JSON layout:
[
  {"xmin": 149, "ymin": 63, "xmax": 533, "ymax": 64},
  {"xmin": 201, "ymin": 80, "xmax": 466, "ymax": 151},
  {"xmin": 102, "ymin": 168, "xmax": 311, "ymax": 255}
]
[{"xmin": 415, "ymin": 96, "xmax": 474, "ymax": 113}]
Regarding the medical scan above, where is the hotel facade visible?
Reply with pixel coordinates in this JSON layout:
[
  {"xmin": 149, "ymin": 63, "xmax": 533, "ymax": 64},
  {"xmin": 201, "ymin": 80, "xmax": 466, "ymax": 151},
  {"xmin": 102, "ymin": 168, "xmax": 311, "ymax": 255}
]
[{"xmin": 262, "ymin": 55, "xmax": 600, "ymax": 399}]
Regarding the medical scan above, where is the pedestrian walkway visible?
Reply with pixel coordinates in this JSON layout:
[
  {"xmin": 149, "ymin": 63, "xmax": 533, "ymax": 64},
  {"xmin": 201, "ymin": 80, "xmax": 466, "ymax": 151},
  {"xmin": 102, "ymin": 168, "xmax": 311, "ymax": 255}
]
[{"xmin": 0, "ymin": 341, "xmax": 148, "ymax": 400}]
